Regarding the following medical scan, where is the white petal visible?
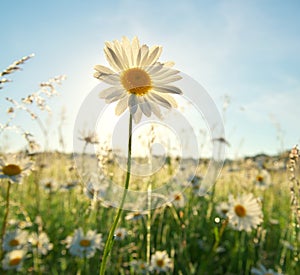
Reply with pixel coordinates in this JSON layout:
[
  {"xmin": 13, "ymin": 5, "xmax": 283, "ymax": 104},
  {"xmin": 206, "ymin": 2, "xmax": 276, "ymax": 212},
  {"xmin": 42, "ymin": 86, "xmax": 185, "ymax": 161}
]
[
  {"xmin": 148, "ymin": 93, "xmax": 172, "ymax": 109},
  {"xmin": 160, "ymin": 94, "xmax": 178, "ymax": 108},
  {"xmin": 105, "ymin": 94, "xmax": 123, "ymax": 103},
  {"xmin": 99, "ymin": 87, "xmax": 121, "ymax": 98},
  {"xmin": 104, "ymin": 43, "xmax": 120, "ymax": 72},
  {"xmin": 162, "ymin": 61, "xmax": 175, "ymax": 67},
  {"xmin": 140, "ymin": 45, "xmax": 150, "ymax": 67},
  {"xmin": 152, "ymin": 67, "xmax": 179, "ymax": 79},
  {"xmin": 133, "ymin": 107, "xmax": 142, "ymax": 124},
  {"xmin": 146, "ymin": 46, "xmax": 162, "ymax": 66},
  {"xmin": 148, "ymin": 101, "xmax": 162, "ymax": 118},
  {"xmin": 94, "ymin": 65, "xmax": 115, "ymax": 75},
  {"xmin": 139, "ymin": 97, "xmax": 151, "ymax": 117},
  {"xmin": 137, "ymin": 45, "xmax": 148, "ymax": 67},
  {"xmin": 104, "ymin": 89, "xmax": 124, "ymax": 100},
  {"xmin": 155, "ymin": 75, "xmax": 182, "ymax": 85},
  {"xmin": 128, "ymin": 94, "xmax": 138, "ymax": 114},
  {"xmin": 115, "ymin": 95, "xmax": 129, "ymax": 115},
  {"xmin": 145, "ymin": 63, "xmax": 163, "ymax": 75},
  {"xmin": 121, "ymin": 36, "xmax": 132, "ymax": 67},
  {"xmin": 131, "ymin": 37, "xmax": 140, "ymax": 67},
  {"xmin": 101, "ymin": 74, "xmax": 120, "ymax": 85},
  {"xmin": 114, "ymin": 39, "xmax": 129, "ymax": 69},
  {"xmin": 153, "ymin": 85, "xmax": 182, "ymax": 95},
  {"xmin": 104, "ymin": 44, "xmax": 124, "ymax": 71}
]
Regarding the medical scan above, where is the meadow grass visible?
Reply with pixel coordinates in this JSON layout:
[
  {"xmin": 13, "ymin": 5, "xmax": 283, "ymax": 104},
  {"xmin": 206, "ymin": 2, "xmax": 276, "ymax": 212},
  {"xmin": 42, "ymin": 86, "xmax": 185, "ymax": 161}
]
[{"xmin": 0, "ymin": 152, "xmax": 299, "ymax": 274}]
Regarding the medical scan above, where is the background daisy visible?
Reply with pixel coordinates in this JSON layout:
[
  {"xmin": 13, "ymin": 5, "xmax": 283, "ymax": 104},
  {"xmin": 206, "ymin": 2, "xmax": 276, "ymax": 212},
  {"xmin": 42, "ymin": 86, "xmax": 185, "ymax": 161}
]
[
  {"xmin": 227, "ymin": 194, "xmax": 263, "ymax": 232},
  {"xmin": 65, "ymin": 228, "xmax": 102, "ymax": 258}
]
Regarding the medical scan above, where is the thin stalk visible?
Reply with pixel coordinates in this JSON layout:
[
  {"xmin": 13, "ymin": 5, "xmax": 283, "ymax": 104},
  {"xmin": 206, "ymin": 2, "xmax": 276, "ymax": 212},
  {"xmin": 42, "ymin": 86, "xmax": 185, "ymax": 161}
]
[
  {"xmin": 0, "ymin": 180, "xmax": 12, "ymax": 259},
  {"xmin": 99, "ymin": 114, "xmax": 133, "ymax": 275},
  {"xmin": 146, "ymin": 179, "xmax": 152, "ymax": 270}
]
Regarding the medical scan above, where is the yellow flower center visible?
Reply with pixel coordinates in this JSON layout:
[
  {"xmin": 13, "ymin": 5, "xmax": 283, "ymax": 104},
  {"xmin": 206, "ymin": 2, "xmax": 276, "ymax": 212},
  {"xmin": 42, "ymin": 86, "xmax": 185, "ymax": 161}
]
[
  {"xmin": 156, "ymin": 259, "xmax": 165, "ymax": 267},
  {"xmin": 121, "ymin": 68, "xmax": 152, "ymax": 96},
  {"xmin": 256, "ymin": 175, "xmax": 264, "ymax": 182},
  {"xmin": 2, "ymin": 164, "xmax": 22, "ymax": 176},
  {"xmin": 116, "ymin": 232, "xmax": 122, "ymax": 238},
  {"xmin": 45, "ymin": 182, "xmax": 52, "ymax": 188},
  {"xmin": 9, "ymin": 239, "xmax": 20, "ymax": 246},
  {"xmin": 174, "ymin": 194, "xmax": 181, "ymax": 201},
  {"xmin": 9, "ymin": 257, "xmax": 21, "ymax": 266},
  {"xmin": 79, "ymin": 239, "xmax": 91, "ymax": 247},
  {"xmin": 234, "ymin": 204, "xmax": 247, "ymax": 217}
]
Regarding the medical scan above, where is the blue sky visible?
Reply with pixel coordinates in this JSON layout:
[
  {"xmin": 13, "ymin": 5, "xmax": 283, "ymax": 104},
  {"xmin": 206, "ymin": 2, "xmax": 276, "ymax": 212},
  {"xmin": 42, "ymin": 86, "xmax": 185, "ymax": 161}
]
[{"xmin": 1, "ymin": 0, "xmax": 300, "ymax": 158}]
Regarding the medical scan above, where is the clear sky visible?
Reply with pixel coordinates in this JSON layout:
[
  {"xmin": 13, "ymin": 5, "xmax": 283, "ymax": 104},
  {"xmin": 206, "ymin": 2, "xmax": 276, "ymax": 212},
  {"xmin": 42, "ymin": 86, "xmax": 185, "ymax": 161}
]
[{"xmin": 1, "ymin": 0, "xmax": 300, "ymax": 158}]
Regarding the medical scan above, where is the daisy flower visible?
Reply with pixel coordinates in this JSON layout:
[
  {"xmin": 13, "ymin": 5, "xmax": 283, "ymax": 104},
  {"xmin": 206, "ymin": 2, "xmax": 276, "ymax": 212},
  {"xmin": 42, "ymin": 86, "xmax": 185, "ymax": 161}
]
[
  {"xmin": 65, "ymin": 228, "xmax": 102, "ymax": 258},
  {"xmin": 2, "ymin": 249, "xmax": 27, "ymax": 271},
  {"xmin": 254, "ymin": 169, "xmax": 271, "ymax": 189},
  {"xmin": 125, "ymin": 211, "xmax": 146, "ymax": 221},
  {"xmin": 40, "ymin": 178, "xmax": 59, "ymax": 192},
  {"xmin": 130, "ymin": 259, "xmax": 149, "ymax": 274},
  {"xmin": 85, "ymin": 180, "xmax": 107, "ymax": 201},
  {"xmin": 188, "ymin": 175, "xmax": 204, "ymax": 193},
  {"xmin": 2, "ymin": 229, "xmax": 28, "ymax": 252},
  {"xmin": 227, "ymin": 194, "xmax": 263, "ymax": 232},
  {"xmin": 0, "ymin": 155, "xmax": 32, "ymax": 183},
  {"xmin": 215, "ymin": 201, "xmax": 230, "ymax": 218},
  {"xmin": 61, "ymin": 180, "xmax": 78, "ymax": 191},
  {"xmin": 28, "ymin": 232, "xmax": 53, "ymax": 255},
  {"xmin": 114, "ymin": 228, "xmax": 127, "ymax": 241},
  {"xmin": 94, "ymin": 36, "xmax": 182, "ymax": 124},
  {"xmin": 170, "ymin": 191, "xmax": 185, "ymax": 208},
  {"xmin": 150, "ymin": 250, "xmax": 173, "ymax": 273},
  {"xmin": 78, "ymin": 130, "xmax": 99, "ymax": 145},
  {"xmin": 251, "ymin": 264, "xmax": 282, "ymax": 275}
]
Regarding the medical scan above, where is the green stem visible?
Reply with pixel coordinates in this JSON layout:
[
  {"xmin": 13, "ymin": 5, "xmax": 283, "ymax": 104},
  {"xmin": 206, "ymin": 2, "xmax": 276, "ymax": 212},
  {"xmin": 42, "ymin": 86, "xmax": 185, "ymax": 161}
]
[
  {"xmin": 146, "ymin": 180, "xmax": 152, "ymax": 271},
  {"xmin": 212, "ymin": 218, "xmax": 228, "ymax": 252},
  {"xmin": 99, "ymin": 114, "xmax": 133, "ymax": 275},
  {"xmin": 0, "ymin": 180, "xmax": 12, "ymax": 260}
]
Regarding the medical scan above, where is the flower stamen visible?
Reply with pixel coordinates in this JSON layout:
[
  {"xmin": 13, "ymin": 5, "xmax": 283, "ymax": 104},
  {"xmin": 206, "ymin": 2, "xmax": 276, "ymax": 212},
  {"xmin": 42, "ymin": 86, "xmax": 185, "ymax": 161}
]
[
  {"xmin": 79, "ymin": 239, "xmax": 91, "ymax": 247},
  {"xmin": 121, "ymin": 68, "xmax": 152, "ymax": 96},
  {"xmin": 2, "ymin": 164, "xmax": 22, "ymax": 176},
  {"xmin": 234, "ymin": 204, "xmax": 247, "ymax": 217}
]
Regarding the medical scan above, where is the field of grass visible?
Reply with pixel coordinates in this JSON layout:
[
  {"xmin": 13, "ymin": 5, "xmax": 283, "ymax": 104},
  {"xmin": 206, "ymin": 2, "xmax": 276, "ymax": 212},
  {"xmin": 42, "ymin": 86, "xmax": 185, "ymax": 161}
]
[{"xmin": 0, "ymin": 151, "xmax": 299, "ymax": 274}]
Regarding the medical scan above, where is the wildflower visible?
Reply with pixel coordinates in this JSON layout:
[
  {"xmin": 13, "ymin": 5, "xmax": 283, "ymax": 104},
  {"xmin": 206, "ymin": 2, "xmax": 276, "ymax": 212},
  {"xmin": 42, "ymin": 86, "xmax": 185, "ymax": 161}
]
[
  {"xmin": 78, "ymin": 130, "xmax": 99, "ymax": 145},
  {"xmin": 125, "ymin": 211, "xmax": 146, "ymax": 221},
  {"xmin": 2, "ymin": 249, "xmax": 27, "ymax": 271},
  {"xmin": 150, "ymin": 250, "xmax": 173, "ymax": 273},
  {"xmin": 215, "ymin": 201, "xmax": 230, "ymax": 218},
  {"xmin": 227, "ymin": 194, "xmax": 263, "ymax": 232},
  {"xmin": 130, "ymin": 259, "xmax": 149, "ymax": 274},
  {"xmin": 0, "ymin": 155, "xmax": 32, "ymax": 183},
  {"xmin": 255, "ymin": 169, "xmax": 271, "ymax": 189},
  {"xmin": 61, "ymin": 180, "xmax": 78, "ymax": 191},
  {"xmin": 40, "ymin": 178, "xmax": 58, "ymax": 192},
  {"xmin": 3, "ymin": 229, "xmax": 28, "ymax": 252},
  {"xmin": 251, "ymin": 264, "xmax": 282, "ymax": 275},
  {"xmin": 8, "ymin": 219, "xmax": 31, "ymax": 229},
  {"xmin": 94, "ymin": 36, "xmax": 182, "ymax": 124},
  {"xmin": 85, "ymin": 180, "xmax": 107, "ymax": 201},
  {"xmin": 170, "ymin": 191, "xmax": 185, "ymax": 208},
  {"xmin": 114, "ymin": 228, "xmax": 127, "ymax": 241},
  {"xmin": 28, "ymin": 232, "xmax": 53, "ymax": 255},
  {"xmin": 65, "ymin": 228, "xmax": 102, "ymax": 258},
  {"xmin": 188, "ymin": 175, "xmax": 203, "ymax": 190}
]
